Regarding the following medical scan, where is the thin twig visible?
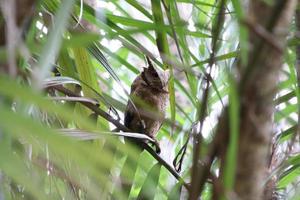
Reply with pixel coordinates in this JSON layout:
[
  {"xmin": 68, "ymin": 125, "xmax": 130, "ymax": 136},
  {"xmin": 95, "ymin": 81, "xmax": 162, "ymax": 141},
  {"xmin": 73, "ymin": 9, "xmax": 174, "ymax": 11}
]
[
  {"xmin": 33, "ymin": 156, "xmax": 83, "ymax": 194},
  {"xmin": 162, "ymin": 0, "xmax": 184, "ymax": 64},
  {"xmin": 189, "ymin": 0, "xmax": 227, "ymax": 199}
]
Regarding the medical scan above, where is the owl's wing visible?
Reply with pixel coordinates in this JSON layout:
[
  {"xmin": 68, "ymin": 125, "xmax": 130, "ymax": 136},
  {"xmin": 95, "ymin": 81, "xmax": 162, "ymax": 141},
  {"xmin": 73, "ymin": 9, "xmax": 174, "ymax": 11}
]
[{"xmin": 124, "ymin": 100, "xmax": 146, "ymax": 133}]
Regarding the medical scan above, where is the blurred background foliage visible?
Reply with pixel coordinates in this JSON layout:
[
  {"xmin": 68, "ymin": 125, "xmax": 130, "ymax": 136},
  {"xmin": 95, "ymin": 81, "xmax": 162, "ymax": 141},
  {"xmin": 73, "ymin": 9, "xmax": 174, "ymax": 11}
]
[{"xmin": 0, "ymin": 0, "xmax": 299, "ymax": 199}]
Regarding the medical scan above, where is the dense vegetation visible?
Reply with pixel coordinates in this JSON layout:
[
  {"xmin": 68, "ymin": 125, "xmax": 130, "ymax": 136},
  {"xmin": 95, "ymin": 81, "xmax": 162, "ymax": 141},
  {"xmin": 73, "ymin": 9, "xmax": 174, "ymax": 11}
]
[{"xmin": 0, "ymin": 0, "xmax": 299, "ymax": 199}]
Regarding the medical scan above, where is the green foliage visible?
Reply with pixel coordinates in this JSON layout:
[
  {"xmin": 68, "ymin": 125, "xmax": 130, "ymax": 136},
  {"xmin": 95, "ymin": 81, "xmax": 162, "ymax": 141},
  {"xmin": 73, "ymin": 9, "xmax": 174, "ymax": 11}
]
[{"xmin": 0, "ymin": 0, "xmax": 299, "ymax": 199}]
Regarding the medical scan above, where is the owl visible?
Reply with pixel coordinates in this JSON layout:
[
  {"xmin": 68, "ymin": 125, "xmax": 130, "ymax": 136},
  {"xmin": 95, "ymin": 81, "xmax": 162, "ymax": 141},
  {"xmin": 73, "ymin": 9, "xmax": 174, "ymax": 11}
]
[{"xmin": 124, "ymin": 57, "xmax": 169, "ymax": 153}]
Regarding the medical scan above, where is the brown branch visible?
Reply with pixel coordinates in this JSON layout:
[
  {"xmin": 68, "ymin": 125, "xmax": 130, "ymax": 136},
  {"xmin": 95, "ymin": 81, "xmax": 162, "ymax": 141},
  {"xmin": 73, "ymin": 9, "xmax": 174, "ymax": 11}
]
[
  {"xmin": 242, "ymin": 18, "xmax": 282, "ymax": 53},
  {"xmin": 141, "ymin": 143, "xmax": 190, "ymax": 190},
  {"xmin": 241, "ymin": 0, "xmax": 293, "ymax": 88},
  {"xmin": 48, "ymin": 85, "xmax": 190, "ymax": 190}
]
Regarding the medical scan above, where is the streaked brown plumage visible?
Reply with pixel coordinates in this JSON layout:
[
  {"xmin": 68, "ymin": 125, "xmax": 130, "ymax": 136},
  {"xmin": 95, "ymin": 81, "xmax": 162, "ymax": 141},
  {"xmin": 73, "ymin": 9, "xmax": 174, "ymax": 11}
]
[{"xmin": 124, "ymin": 57, "xmax": 169, "ymax": 153}]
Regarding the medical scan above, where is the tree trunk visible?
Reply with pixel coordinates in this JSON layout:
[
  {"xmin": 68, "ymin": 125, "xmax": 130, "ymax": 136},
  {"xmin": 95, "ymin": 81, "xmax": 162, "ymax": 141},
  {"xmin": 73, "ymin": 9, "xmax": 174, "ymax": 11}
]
[
  {"xmin": 0, "ymin": 0, "xmax": 35, "ymax": 75},
  {"xmin": 234, "ymin": 1, "xmax": 296, "ymax": 200},
  {"xmin": 0, "ymin": 0, "xmax": 35, "ymax": 44}
]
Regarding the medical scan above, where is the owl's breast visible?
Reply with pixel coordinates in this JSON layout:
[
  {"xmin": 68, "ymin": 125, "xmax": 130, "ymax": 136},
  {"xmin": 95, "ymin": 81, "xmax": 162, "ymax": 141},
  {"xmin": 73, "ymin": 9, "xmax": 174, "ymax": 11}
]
[{"xmin": 134, "ymin": 87, "xmax": 168, "ymax": 112}]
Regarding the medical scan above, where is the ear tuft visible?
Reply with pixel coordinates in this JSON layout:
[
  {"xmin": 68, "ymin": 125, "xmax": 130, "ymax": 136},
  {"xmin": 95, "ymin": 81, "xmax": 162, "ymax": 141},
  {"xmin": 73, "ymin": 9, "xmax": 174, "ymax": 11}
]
[{"xmin": 145, "ymin": 56, "xmax": 155, "ymax": 70}]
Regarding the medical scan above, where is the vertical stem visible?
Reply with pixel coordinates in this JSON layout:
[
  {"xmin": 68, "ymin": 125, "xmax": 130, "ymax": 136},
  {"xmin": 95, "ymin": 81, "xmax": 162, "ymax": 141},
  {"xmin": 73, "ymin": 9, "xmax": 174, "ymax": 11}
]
[{"xmin": 295, "ymin": 3, "xmax": 300, "ymax": 139}]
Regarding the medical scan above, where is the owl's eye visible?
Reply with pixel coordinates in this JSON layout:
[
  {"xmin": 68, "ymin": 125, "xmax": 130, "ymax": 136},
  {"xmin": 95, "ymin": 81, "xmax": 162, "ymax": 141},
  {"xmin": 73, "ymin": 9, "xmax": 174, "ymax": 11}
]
[{"xmin": 152, "ymin": 73, "xmax": 158, "ymax": 77}]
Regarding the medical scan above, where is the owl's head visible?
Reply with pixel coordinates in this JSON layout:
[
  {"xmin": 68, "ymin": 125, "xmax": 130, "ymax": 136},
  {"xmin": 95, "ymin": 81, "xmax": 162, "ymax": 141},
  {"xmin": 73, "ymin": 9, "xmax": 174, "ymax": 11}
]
[{"xmin": 142, "ymin": 57, "xmax": 170, "ymax": 91}]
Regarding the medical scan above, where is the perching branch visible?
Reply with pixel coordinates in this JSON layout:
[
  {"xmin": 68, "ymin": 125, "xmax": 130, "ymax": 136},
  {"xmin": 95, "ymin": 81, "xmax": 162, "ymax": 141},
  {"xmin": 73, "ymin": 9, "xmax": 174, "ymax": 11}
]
[{"xmin": 48, "ymin": 84, "xmax": 190, "ymax": 190}]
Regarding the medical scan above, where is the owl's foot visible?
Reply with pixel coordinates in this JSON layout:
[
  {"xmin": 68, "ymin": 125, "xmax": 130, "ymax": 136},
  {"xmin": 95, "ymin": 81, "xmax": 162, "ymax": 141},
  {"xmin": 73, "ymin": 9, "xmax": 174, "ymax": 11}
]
[
  {"xmin": 137, "ymin": 121, "xmax": 160, "ymax": 153},
  {"xmin": 150, "ymin": 138, "xmax": 161, "ymax": 154}
]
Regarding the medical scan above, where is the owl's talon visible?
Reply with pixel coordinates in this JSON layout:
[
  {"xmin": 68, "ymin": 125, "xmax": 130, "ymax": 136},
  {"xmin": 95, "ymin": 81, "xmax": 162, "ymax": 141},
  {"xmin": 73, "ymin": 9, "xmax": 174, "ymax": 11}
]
[
  {"xmin": 150, "ymin": 139, "xmax": 161, "ymax": 154},
  {"xmin": 155, "ymin": 144, "xmax": 161, "ymax": 154}
]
